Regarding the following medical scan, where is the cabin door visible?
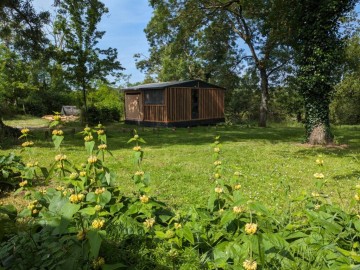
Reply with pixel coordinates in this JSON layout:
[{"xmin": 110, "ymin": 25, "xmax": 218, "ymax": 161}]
[
  {"xmin": 191, "ymin": 89, "xmax": 199, "ymax": 119},
  {"xmin": 125, "ymin": 93, "xmax": 143, "ymax": 121}
]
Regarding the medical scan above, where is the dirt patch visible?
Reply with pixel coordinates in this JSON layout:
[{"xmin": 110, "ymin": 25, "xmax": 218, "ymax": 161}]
[
  {"xmin": 295, "ymin": 143, "xmax": 349, "ymax": 149},
  {"xmin": 42, "ymin": 115, "xmax": 80, "ymax": 122}
]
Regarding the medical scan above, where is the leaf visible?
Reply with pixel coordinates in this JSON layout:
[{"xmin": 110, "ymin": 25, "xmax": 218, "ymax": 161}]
[
  {"xmin": 79, "ymin": 207, "xmax": 96, "ymax": 216},
  {"xmin": 99, "ymin": 190, "xmax": 111, "ymax": 206},
  {"xmin": 59, "ymin": 202, "xmax": 80, "ymax": 219},
  {"xmin": 85, "ymin": 141, "xmax": 95, "ymax": 155},
  {"xmin": 87, "ymin": 230, "xmax": 104, "ymax": 258},
  {"xmin": 220, "ymin": 211, "xmax": 236, "ymax": 226},
  {"xmin": 52, "ymin": 135, "xmax": 64, "ymax": 150},
  {"xmin": 182, "ymin": 225, "xmax": 194, "ymax": 245}
]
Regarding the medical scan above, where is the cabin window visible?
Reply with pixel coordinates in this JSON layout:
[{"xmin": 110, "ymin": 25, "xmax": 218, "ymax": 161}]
[{"xmin": 144, "ymin": 89, "xmax": 164, "ymax": 105}]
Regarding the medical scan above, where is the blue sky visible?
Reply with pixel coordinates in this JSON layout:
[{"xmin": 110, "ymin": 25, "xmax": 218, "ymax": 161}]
[
  {"xmin": 33, "ymin": 1, "xmax": 359, "ymax": 86},
  {"xmin": 33, "ymin": 0, "xmax": 153, "ymax": 84}
]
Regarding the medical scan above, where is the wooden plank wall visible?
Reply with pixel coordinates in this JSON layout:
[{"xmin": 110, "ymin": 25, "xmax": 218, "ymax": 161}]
[
  {"xmin": 143, "ymin": 105, "xmax": 167, "ymax": 122},
  {"xmin": 167, "ymin": 87, "xmax": 191, "ymax": 121},
  {"xmin": 199, "ymin": 89, "xmax": 225, "ymax": 119}
]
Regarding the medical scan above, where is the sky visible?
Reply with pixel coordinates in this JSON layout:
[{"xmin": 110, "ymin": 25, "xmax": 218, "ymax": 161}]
[
  {"xmin": 33, "ymin": 1, "xmax": 359, "ymax": 86},
  {"xmin": 33, "ymin": 0, "xmax": 153, "ymax": 85}
]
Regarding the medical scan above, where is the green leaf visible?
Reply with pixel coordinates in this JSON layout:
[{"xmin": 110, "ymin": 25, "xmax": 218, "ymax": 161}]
[
  {"xmin": 60, "ymin": 202, "xmax": 81, "ymax": 219},
  {"xmin": 87, "ymin": 229, "xmax": 104, "ymax": 258},
  {"xmin": 79, "ymin": 207, "xmax": 96, "ymax": 216},
  {"xmin": 99, "ymin": 190, "xmax": 111, "ymax": 206},
  {"xmin": 85, "ymin": 141, "xmax": 95, "ymax": 155},
  {"xmin": 182, "ymin": 225, "xmax": 194, "ymax": 245},
  {"xmin": 220, "ymin": 211, "xmax": 236, "ymax": 226},
  {"xmin": 52, "ymin": 135, "xmax": 64, "ymax": 150},
  {"xmin": 109, "ymin": 203, "xmax": 124, "ymax": 215}
]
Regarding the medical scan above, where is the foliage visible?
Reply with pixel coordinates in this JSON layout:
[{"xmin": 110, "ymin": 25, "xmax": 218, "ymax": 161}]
[
  {"xmin": 53, "ymin": 0, "xmax": 124, "ymax": 118},
  {"xmin": 0, "ymin": 153, "xmax": 24, "ymax": 191},
  {"xmin": 285, "ymin": 0, "xmax": 358, "ymax": 144},
  {"xmin": 0, "ymin": 120, "xmax": 360, "ymax": 269},
  {"xmin": 87, "ymin": 84, "xmax": 124, "ymax": 124}
]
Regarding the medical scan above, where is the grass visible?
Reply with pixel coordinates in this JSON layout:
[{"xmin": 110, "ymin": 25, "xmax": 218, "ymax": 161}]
[{"xmin": 1, "ymin": 116, "xmax": 360, "ymax": 213}]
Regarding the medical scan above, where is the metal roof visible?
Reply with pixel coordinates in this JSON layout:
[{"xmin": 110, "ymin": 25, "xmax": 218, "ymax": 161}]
[{"xmin": 122, "ymin": 80, "xmax": 225, "ymax": 91}]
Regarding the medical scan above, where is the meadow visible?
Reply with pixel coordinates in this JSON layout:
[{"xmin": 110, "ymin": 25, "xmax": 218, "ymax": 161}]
[
  {"xmin": 1, "ymin": 117, "xmax": 359, "ymax": 211},
  {"xmin": 1, "ymin": 117, "xmax": 360, "ymax": 269}
]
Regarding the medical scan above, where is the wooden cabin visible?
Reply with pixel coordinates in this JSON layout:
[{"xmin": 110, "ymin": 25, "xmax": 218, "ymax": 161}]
[{"xmin": 123, "ymin": 80, "xmax": 225, "ymax": 127}]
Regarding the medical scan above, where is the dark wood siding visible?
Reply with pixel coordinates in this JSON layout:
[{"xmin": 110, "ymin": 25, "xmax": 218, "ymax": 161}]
[
  {"xmin": 143, "ymin": 105, "xmax": 167, "ymax": 122},
  {"xmin": 199, "ymin": 88, "xmax": 225, "ymax": 119},
  {"xmin": 167, "ymin": 87, "xmax": 191, "ymax": 121}
]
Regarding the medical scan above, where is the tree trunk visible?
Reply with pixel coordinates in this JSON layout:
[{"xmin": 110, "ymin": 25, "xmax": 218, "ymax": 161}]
[
  {"xmin": 0, "ymin": 117, "xmax": 21, "ymax": 142},
  {"xmin": 258, "ymin": 68, "xmax": 269, "ymax": 127},
  {"xmin": 304, "ymin": 93, "xmax": 333, "ymax": 145},
  {"xmin": 82, "ymin": 79, "xmax": 88, "ymax": 124}
]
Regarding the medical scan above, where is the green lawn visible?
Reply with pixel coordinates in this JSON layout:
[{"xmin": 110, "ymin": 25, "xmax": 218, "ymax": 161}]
[{"xmin": 1, "ymin": 117, "xmax": 359, "ymax": 212}]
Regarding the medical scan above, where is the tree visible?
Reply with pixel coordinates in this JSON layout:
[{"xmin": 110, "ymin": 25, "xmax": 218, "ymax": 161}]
[
  {"xmin": 0, "ymin": 0, "xmax": 49, "ymax": 139},
  {"xmin": 141, "ymin": 0, "xmax": 292, "ymax": 127},
  {"xmin": 286, "ymin": 0, "xmax": 358, "ymax": 144},
  {"xmin": 54, "ymin": 0, "xmax": 124, "ymax": 121}
]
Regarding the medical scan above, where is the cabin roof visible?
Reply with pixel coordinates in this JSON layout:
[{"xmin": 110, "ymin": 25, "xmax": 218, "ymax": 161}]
[{"xmin": 123, "ymin": 79, "xmax": 225, "ymax": 91}]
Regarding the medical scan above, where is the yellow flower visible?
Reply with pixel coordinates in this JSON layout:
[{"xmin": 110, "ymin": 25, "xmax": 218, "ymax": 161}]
[
  {"xmin": 234, "ymin": 184, "xmax": 241, "ymax": 190},
  {"xmin": 52, "ymin": 129, "xmax": 63, "ymax": 136},
  {"xmin": 311, "ymin": 192, "xmax": 320, "ymax": 197},
  {"xmin": 88, "ymin": 155, "xmax": 98, "ymax": 164},
  {"xmin": 69, "ymin": 193, "xmax": 85, "ymax": 203},
  {"xmin": 32, "ymin": 209, "xmax": 39, "ymax": 215},
  {"xmin": 98, "ymin": 144, "xmax": 107, "ymax": 150},
  {"xmin": 313, "ymin": 173, "xmax": 324, "ymax": 179},
  {"xmin": 314, "ymin": 204, "xmax": 321, "ymax": 210},
  {"xmin": 245, "ymin": 223, "xmax": 258, "ymax": 235},
  {"xmin": 355, "ymin": 194, "xmax": 360, "ymax": 201},
  {"xmin": 135, "ymin": 171, "xmax": 144, "ymax": 176},
  {"xmin": 233, "ymin": 206, "xmax": 243, "ymax": 214},
  {"xmin": 97, "ymin": 129, "xmax": 105, "ymax": 135},
  {"xmin": 140, "ymin": 195, "xmax": 150, "ymax": 203},
  {"xmin": 92, "ymin": 219, "xmax": 105, "ymax": 229},
  {"xmin": 214, "ymin": 187, "xmax": 223, "ymax": 194},
  {"xmin": 94, "ymin": 187, "xmax": 106, "ymax": 195},
  {"xmin": 133, "ymin": 146, "xmax": 142, "ymax": 151},
  {"xmin": 69, "ymin": 172, "xmax": 79, "ymax": 179},
  {"xmin": 234, "ymin": 171, "xmax": 241, "ymax": 176},
  {"xmin": 214, "ymin": 147, "xmax": 220, "ymax": 153},
  {"xmin": 316, "ymin": 159, "xmax": 324, "ymax": 165},
  {"xmin": 79, "ymin": 171, "xmax": 86, "ymax": 177},
  {"xmin": 214, "ymin": 160, "xmax": 222, "ymax": 166},
  {"xmin": 95, "ymin": 205, "xmax": 102, "ymax": 211},
  {"xmin": 53, "ymin": 115, "xmax": 61, "ymax": 121},
  {"xmin": 174, "ymin": 223, "xmax": 182, "ymax": 229},
  {"xmin": 26, "ymin": 162, "xmax": 38, "ymax": 167},
  {"xmin": 21, "ymin": 128, "xmax": 30, "ymax": 134},
  {"xmin": 22, "ymin": 141, "xmax": 34, "ymax": 147},
  {"xmin": 55, "ymin": 154, "xmax": 67, "ymax": 161},
  {"xmin": 243, "ymin": 259, "xmax": 257, "ymax": 270},
  {"xmin": 19, "ymin": 180, "xmax": 28, "ymax": 187},
  {"xmin": 84, "ymin": 135, "xmax": 94, "ymax": 141},
  {"xmin": 214, "ymin": 173, "xmax": 221, "ymax": 179},
  {"xmin": 56, "ymin": 186, "xmax": 65, "ymax": 191},
  {"xmin": 143, "ymin": 217, "xmax": 155, "ymax": 228}
]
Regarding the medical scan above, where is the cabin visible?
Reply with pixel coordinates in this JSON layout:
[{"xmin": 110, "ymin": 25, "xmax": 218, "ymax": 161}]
[
  {"xmin": 61, "ymin": 106, "xmax": 81, "ymax": 116},
  {"xmin": 123, "ymin": 80, "xmax": 225, "ymax": 127}
]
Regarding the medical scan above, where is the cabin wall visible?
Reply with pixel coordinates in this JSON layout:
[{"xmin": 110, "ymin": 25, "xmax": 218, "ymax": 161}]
[
  {"xmin": 198, "ymin": 88, "xmax": 225, "ymax": 119},
  {"xmin": 166, "ymin": 87, "xmax": 191, "ymax": 122}
]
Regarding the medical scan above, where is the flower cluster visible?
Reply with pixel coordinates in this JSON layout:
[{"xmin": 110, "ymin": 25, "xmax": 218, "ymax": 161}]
[
  {"xmin": 21, "ymin": 128, "xmax": 30, "ymax": 134},
  {"xmin": 245, "ymin": 223, "xmax": 258, "ymax": 235},
  {"xmin": 215, "ymin": 187, "xmax": 223, "ymax": 194},
  {"xmin": 26, "ymin": 161, "xmax": 38, "ymax": 167},
  {"xmin": 94, "ymin": 187, "xmax": 106, "ymax": 195},
  {"xmin": 313, "ymin": 173, "xmax": 324, "ymax": 179},
  {"xmin": 69, "ymin": 193, "xmax": 85, "ymax": 203},
  {"xmin": 52, "ymin": 129, "xmax": 64, "ymax": 136},
  {"xmin": 84, "ymin": 135, "xmax": 94, "ymax": 142},
  {"xmin": 233, "ymin": 206, "xmax": 243, "ymax": 214},
  {"xmin": 55, "ymin": 154, "xmax": 67, "ymax": 161},
  {"xmin": 92, "ymin": 257, "xmax": 105, "ymax": 270},
  {"xmin": 92, "ymin": 219, "xmax": 105, "ymax": 229},
  {"xmin": 135, "ymin": 171, "xmax": 144, "ymax": 176},
  {"xmin": 97, "ymin": 129, "xmax": 105, "ymax": 135},
  {"xmin": 88, "ymin": 155, "xmax": 97, "ymax": 164},
  {"xmin": 19, "ymin": 180, "xmax": 28, "ymax": 187},
  {"xmin": 140, "ymin": 195, "xmax": 150, "ymax": 203},
  {"xmin": 243, "ymin": 259, "xmax": 257, "ymax": 270},
  {"xmin": 69, "ymin": 172, "xmax": 79, "ymax": 179},
  {"xmin": 98, "ymin": 144, "xmax": 107, "ymax": 150},
  {"xmin": 143, "ymin": 217, "xmax": 155, "ymax": 228},
  {"xmin": 22, "ymin": 141, "xmax": 34, "ymax": 147},
  {"xmin": 133, "ymin": 146, "xmax": 142, "ymax": 151}
]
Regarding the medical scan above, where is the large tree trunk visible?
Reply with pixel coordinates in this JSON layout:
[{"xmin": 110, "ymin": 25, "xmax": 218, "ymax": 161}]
[
  {"xmin": 258, "ymin": 68, "xmax": 269, "ymax": 127},
  {"xmin": 0, "ymin": 117, "xmax": 21, "ymax": 142},
  {"xmin": 304, "ymin": 93, "xmax": 333, "ymax": 145}
]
